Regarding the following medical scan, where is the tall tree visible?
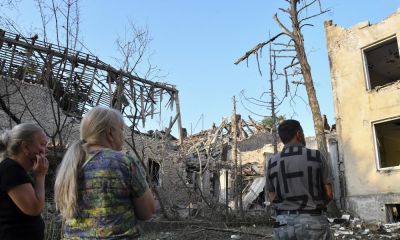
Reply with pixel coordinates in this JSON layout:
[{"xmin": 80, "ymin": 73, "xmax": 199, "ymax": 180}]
[{"xmin": 235, "ymin": 0, "xmax": 329, "ymax": 158}]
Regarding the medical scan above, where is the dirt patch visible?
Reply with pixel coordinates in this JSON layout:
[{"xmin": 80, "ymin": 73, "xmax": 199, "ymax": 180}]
[{"xmin": 138, "ymin": 221, "xmax": 273, "ymax": 240}]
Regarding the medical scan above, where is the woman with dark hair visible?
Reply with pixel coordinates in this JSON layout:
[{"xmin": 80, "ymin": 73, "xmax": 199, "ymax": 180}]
[
  {"xmin": 54, "ymin": 106, "xmax": 155, "ymax": 239},
  {"xmin": 0, "ymin": 123, "xmax": 49, "ymax": 240}
]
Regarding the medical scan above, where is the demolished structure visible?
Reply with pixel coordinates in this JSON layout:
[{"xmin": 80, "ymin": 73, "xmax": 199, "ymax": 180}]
[
  {"xmin": 325, "ymin": 9, "xmax": 400, "ymax": 222},
  {"xmin": 181, "ymin": 116, "xmax": 275, "ymax": 217},
  {"xmin": 180, "ymin": 116, "xmax": 340, "ymax": 220},
  {"xmin": 0, "ymin": 26, "xmax": 347, "ymax": 224},
  {"xmin": 0, "ymin": 28, "xmax": 183, "ymax": 140},
  {"xmin": 0, "ymin": 28, "xmax": 188, "ymax": 219},
  {"xmin": 0, "ymin": 27, "xmax": 282, "ymax": 221}
]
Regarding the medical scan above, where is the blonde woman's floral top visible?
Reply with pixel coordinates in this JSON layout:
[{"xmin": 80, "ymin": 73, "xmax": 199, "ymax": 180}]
[{"xmin": 63, "ymin": 149, "xmax": 149, "ymax": 239}]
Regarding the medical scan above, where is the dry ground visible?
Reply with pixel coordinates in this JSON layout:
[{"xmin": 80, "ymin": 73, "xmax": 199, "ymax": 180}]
[
  {"xmin": 137, "ymin": 219, "xmax": 400, "ymax": 240},
  {"xmin": 138, "ymin": 221, "xmax": 273, "ymax": 240}
]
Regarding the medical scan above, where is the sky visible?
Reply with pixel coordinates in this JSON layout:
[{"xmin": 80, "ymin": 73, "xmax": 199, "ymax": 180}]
[{"xmin": 1, "ymin": 1, "xmax": 400, "ymax": 137}]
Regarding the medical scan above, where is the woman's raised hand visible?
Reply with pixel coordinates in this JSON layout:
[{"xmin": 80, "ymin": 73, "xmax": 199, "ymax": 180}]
[{"xmin": 32, "ymin": 153, "xmax": 49, "ymax": 176}]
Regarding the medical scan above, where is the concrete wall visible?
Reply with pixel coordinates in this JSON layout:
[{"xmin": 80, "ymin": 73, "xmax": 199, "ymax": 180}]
[
  {"xmin": 325, "ymin": 10, "xmax": 400, "ymax": 222},
  {"xmin": 226, "ymin": 132, "xmax": 282, "ymax": 176}
]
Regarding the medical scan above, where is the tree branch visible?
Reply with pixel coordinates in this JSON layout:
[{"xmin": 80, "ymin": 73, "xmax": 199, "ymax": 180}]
[
  {"xmin": 298, "ymin": 0, "xmax": 317, "ymax": 13},
  {"xmin": 0, "ymin": 96, "xmax": 21, "ymax": 124},
  {"xmin": 273, "ymin": 13, "xmax": 293, "ymax": 38},
  {"xmin": 299, "ymin": 10, "xmax": 329, "ymax": 24},
  {"xmin": 234, "ymin": 32, "xmax": 285, "ymax": 65}
]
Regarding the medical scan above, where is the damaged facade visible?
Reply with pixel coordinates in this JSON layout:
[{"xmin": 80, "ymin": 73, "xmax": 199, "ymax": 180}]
[{"xmin": 325, "ymin": 10, "xmax": 400, "ymax": 222}]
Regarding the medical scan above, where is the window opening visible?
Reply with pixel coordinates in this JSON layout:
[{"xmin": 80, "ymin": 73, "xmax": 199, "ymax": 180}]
[
  {"xmin": 374, "ymin": 118, "xmax": 400, "ymax": 169},
  {"xmin": 386, "ymin": 204, "xmax": 400, "ymax": 223},
  {"xmin": 148, "ymin": 159, "xmax": 160, "ymax": 186},
  {"xmin": 364, "ymin": 37, "xmax": 400, "ymax": 89}
]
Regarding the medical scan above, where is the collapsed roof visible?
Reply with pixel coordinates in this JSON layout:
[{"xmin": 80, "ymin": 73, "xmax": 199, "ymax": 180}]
[{"xmin": 0, "ymin": 29, "xmax": 183, "ymax": 138}]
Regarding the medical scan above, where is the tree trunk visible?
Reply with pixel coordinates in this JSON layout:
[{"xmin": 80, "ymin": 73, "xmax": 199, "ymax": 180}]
[{"xmin": 290, "ymin": 0, "xmax": 328, "ymax": 158}]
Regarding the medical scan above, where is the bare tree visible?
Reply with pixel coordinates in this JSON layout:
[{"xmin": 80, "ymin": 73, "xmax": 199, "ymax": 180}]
[
  {"xmin": 0, "ymin": 0, "xmax": 19, "ymax": 8},
  {"xmin": 0, "ymin": 0, "xmax": 82, "ymax": 149},
  {"xmin": 235, "ymin": 0, "xmax": 329, "ymax": 158},
  {"xmin": 112, "ymin": 19, "xmax": 178, "ymax": 159},
  {"xmin": 34, "ymin": 0, "xmax": 81, "ymax": 49},
  {"xmin": 111, "ymin": 20, "xmax": 187, "ymax": 220},
  {"xmin": 0, "ymin": 78, "xmax": 22, "ymax": 126},
  {"xmin": 33, "ymin": 0, "xmax": 81, "ymax": 148},
  {"xmin": 115, "ymin": 22, "xmax": 151, "ymax": 75}
]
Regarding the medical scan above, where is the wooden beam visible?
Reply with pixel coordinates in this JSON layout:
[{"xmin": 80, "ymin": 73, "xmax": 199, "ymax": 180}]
[{"xmin": 0, "ymin": 31, "xmax": 177, "ymax": 93}]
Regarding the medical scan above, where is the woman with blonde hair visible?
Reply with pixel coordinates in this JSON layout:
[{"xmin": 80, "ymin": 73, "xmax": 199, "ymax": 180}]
[
  {"xmin": 0, "ymin": 123, "xmax": 49, "ymax": 240},
  {"xmin": 54, "ymin": 106, "xmax": 155, "ymax": 239}
]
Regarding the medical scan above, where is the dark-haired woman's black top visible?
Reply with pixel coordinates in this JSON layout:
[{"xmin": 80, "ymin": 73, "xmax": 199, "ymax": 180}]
[{"xmin": 0, "ymin": 158, "xmax": 44, "ymax": 240}]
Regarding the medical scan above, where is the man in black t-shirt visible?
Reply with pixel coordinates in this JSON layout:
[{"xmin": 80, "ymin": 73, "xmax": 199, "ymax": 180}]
[{"xmin": 266, "ymin": 120, "xmax": 333, "ymax": 240}]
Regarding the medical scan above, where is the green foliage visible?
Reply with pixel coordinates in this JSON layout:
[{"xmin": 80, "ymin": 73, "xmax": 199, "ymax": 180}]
[{"xmin": 261, "ymin": 115, "xmax": 285, "ymax": 129}]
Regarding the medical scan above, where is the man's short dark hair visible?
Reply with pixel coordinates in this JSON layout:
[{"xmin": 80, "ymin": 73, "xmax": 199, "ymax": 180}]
[{"xmin": 278, "ymin": 119, "xmax": 302, "ymax": 144}]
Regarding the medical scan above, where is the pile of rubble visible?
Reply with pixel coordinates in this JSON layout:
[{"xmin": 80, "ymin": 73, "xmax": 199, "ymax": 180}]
[{"xmin": 330, "ymin": 214, "xmax": 400, "ymax": 239}]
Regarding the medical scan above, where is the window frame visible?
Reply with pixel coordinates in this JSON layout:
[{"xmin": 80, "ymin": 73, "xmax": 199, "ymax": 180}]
[
  {"xmin": 362, "ymin": 35, "xmax": 399, "ymax": 91},
  {"xmin": 372, "ymin": 116, "xmax": 400, "ymax": 171},
  {"xmin": 148, "ymin": 158, "xmax": 161, "ymax": 186}
]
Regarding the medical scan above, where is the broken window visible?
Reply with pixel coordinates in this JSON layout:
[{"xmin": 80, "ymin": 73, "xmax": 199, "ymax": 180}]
[
  {"xmin": 386, "ymin": 204, "xmax": 400, "ymax": 223},
  {"xmin": 148, "ymin": 159, "xmax": 160, "ymax": 186},
  {"xmin": 363, "ymin": 37, "xmax": 400, "ymax": 90},
  {"xmin": 373, "ymin": 118, "xmax": 400, "ymax": 169}
]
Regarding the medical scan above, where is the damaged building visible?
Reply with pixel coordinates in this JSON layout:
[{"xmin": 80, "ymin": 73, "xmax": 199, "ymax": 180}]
[
  {"xmin": 181, "ymin": 117, "xmax": 276, "ymax": 217},
  {"xmin": 325, "ymin": 9, "xmax": 400, "ymax": 222},
  {"xmin": 180, "ymin": 115, "xmax": 339, "ymax": 219},
  {"xmin": 0, "ymin": 28, "xmax": 189, "ymax": 220}
]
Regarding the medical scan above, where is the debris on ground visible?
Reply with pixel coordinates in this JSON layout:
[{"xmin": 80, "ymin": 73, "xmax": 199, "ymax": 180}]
[
  {"xmin": 330, "ymin": 213, "xmax": 400, "ymax": 239},
  {"xmin": 138, "ymin": 220, "xmax": 274, "ymax": 240}
]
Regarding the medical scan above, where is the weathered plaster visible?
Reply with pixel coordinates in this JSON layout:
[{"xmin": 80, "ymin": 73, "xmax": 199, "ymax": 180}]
[
  {"xmin": 325, "ymin": 10, "xmax": 400, "ymax": 221},
  {"xmin": 347, "ymin": 193, "xmax": 400, "ymax": 222}
]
